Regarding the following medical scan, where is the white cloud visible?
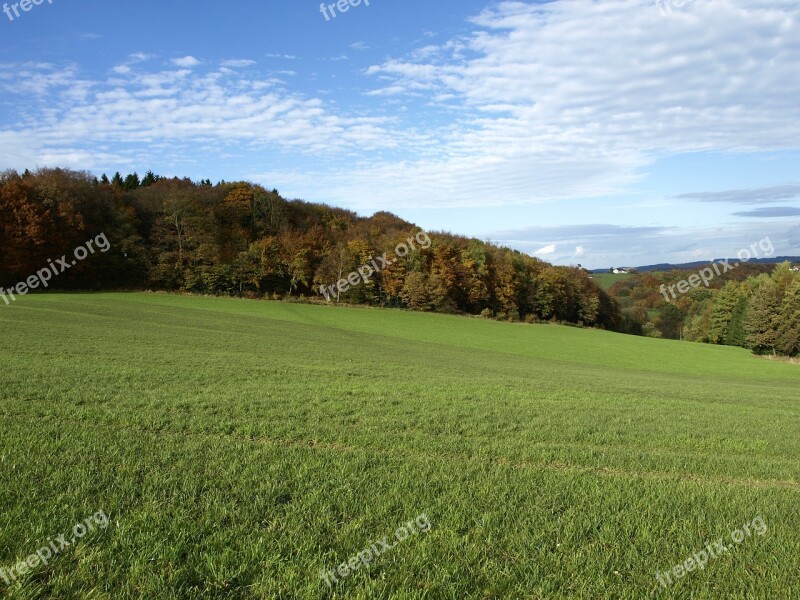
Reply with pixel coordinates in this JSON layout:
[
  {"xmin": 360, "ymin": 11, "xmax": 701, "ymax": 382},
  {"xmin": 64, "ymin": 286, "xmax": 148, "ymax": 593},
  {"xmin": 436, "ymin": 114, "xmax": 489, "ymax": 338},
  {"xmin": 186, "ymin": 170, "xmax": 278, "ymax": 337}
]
[
  {"xmin": 0, "ymin": 131, "xmax": 38, "ymax": 167},
  {"xmin": 109, "ymin": 53, "xmax": 154, "ymax": 76},
  {"xmin": 221, "ymin": 59, "xmax": 256, "ymax": 68},
  {"xmin": 0, "ymin": 61, "xmax": 404, "ymax": 172},
  {"xmin": 535, "ymin": 244, "xmax": 557, "ymax": 256},
  {"xmin": 129, "ymin": 53, "xmax": 154, "ymax": 64},
  {"xmin": 344, "ymin": 0, "xmax": 800, "ymax": 208},
  {"xmin": 1, "ymin": 0, "xmax": 798, "ymax": 217},
  {"xmin": 170, "ymin": 56, "xmax": 201, "ymax": 68}
]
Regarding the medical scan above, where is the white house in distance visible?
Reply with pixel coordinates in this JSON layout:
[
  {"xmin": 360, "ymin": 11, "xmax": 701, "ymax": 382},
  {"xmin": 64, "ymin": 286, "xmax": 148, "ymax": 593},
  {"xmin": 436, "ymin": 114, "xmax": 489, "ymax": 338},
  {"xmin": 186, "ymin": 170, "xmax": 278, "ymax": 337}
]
[{"xmin": 611, "ymin": 267, "xmax": 629, "ymax": 274}]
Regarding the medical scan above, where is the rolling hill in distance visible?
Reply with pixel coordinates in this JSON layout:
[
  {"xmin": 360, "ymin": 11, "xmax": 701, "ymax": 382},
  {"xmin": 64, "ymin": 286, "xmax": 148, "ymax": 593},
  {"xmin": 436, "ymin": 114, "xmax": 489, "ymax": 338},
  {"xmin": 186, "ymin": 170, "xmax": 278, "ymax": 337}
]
[{"xmin": 592, "ymin": 257, "xmax": 800, "ymax": 273}]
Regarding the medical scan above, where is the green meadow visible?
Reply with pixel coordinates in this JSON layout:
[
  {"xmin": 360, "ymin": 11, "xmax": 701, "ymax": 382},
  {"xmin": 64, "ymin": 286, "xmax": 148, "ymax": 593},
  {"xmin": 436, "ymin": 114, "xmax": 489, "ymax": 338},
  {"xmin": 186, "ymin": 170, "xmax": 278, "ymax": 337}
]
[
  {"xmin": 588, "ymin": 272, "xmax": 631, "ymax": 291},
  {"xmin": 1, "ymin": 293, "xmax": 799, "ymax": 599}
]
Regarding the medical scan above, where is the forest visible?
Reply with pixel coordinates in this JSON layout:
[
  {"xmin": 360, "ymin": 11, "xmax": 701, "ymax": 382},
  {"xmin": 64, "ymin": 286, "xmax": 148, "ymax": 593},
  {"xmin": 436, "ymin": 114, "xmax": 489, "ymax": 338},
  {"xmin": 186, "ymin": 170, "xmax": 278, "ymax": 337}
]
[
  {"xmin": 0, "ymin": 168, "xmax": 620, "ymax": 330},
  {"xmin": 608, "ymin": 263, "xmax": 800, "ymax": 357},
  {"xmin": 2, "ymin": 167, "xmax": 797, "ymax": 356}
]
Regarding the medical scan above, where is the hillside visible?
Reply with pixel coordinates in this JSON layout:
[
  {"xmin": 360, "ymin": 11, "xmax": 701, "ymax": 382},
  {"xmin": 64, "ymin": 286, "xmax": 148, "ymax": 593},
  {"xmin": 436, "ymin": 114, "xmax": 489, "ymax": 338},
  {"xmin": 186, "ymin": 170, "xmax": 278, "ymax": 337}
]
[
  {"xmin": 1, "ymin": 293, "xmax": 798, "ymax": 597},
  {"xmin": 0, "ymin": 168, "xmax": 619, "ymax": 330}
]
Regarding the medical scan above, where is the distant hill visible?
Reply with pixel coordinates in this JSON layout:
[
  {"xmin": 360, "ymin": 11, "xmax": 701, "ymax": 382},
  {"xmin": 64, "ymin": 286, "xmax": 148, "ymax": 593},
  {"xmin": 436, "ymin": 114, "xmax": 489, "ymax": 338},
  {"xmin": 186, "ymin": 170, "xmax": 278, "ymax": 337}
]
[
  {"xmin": 592, "ymin": 256, "xmax": 800, "ymax": 274},
  {"xmin": 0, "ymin": 168, "xmax": 620, "ymax": 330}
]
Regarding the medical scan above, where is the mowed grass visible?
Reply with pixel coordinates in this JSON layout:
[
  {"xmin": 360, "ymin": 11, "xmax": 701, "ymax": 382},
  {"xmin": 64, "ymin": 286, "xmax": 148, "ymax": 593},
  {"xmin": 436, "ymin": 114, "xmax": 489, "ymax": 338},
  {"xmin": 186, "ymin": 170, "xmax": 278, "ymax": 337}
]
[{"xmin": 1, "ymin": 293, "xmax": 799, "ymax": 599}]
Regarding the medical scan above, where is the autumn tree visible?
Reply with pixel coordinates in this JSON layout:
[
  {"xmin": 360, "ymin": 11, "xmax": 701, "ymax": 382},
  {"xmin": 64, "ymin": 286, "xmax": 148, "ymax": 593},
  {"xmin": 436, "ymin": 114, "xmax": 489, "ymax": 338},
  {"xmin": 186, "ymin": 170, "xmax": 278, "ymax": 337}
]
[
  {"xmin": 401, "ymin": 272, "xmax": 429, "ymax": 310},
  {"xmin": 0, "ymin": 167, "xmax": 629, "ymax": 330}
]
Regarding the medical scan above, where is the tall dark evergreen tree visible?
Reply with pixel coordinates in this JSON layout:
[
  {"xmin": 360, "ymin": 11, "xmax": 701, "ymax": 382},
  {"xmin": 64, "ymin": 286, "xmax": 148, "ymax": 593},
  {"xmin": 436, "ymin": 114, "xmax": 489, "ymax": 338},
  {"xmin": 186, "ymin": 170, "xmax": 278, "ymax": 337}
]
[
  {"xmin": 123, "ymin": 172, "xmax": 141, "ymax": 190},
  {"xmin": 776, "ymin": 278, "xmax": 800, "ymax": 356},
  {"xmin": 709, "ymin": 282, "xmax": 742, "ymax": 344},
  {"xmin": 141, "ymin": 171, "xmax": 158, "ymax": 187},
  {"xmin": 746, "ymin": 277, "xmax": 781, "ymax": 355},
  {"xmin": 724, "ymin": 294, "xmax": 748, "ymax": 347}
]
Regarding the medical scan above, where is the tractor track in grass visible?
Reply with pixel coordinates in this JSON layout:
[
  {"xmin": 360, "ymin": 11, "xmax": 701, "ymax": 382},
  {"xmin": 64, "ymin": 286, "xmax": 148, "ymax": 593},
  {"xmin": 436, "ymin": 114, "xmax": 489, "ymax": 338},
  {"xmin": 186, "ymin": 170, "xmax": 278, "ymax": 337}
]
[{"xmin": 4, "ymin": 413, "xmax": 800, "ymax": 493}]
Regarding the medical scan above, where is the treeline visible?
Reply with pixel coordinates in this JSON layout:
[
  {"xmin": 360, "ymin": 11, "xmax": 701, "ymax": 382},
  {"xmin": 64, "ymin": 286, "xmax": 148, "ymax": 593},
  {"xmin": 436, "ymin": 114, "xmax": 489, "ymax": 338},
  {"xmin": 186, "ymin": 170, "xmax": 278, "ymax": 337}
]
[
  {"xmin": 0, "ymin": 168, "xmax": 620, "ymax": 329},
  {"xmin": 609, "ymin": 265, "xmax": 800, "ymax": 356}
]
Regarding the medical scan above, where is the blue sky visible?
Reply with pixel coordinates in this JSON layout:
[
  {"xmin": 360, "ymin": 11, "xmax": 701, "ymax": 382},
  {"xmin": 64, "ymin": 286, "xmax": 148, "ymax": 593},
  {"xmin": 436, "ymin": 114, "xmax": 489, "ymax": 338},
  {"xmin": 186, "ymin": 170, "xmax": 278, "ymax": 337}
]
[{"xmin": 1, "ymin": 0, "xmax": 799, "ymax": 269}]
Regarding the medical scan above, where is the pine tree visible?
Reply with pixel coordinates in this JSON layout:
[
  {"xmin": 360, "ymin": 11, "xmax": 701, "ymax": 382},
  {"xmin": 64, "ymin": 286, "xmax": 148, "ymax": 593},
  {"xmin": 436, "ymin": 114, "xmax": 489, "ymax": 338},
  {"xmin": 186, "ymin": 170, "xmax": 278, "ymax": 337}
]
[
  {"xmin": 111, "ymin": 172, "xmax": 123, "ymax": 188},
  {"xmin": 123, "ymin": 172, "xmax": 141, "ymax": 190},
  {"xmin": 745, "ymin": 277, "xmax": 780, "ymax": 355},
  {"xmin": 709, "ymin": 282, "xmax": 742, "ymax": 344},
  {"xmin": 100, "ymin": 173, "xmax": 110, "ymax": 185},
  {"xmin": 724, "ymin": 295, "xmax": 748, "ymax": 347},
  {"xmin": 141, "ymin": 170, "xmax": 157, "ymax": 187},
  {"xmin": 776, "ymin": 278, "xmax": 800, "ymax": 356}
]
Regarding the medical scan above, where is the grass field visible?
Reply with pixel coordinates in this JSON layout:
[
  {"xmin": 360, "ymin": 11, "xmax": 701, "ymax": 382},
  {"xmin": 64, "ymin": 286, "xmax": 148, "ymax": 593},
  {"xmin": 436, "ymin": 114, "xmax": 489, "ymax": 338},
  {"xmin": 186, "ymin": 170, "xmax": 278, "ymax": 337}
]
[
  {"xmin": 1, "ymin": 293, "xmax": 799, "ymax": 599},
  {"xmin": 588, "ymin": 272, "xmax": 632, "ymax": 291}
]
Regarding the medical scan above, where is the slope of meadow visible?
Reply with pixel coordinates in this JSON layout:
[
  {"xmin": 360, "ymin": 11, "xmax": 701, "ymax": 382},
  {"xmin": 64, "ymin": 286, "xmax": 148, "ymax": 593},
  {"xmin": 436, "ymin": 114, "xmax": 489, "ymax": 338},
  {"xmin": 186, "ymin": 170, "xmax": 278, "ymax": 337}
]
[{"xmin": 1, "ymin": 293, "xmax": 798, "ymax": 598}]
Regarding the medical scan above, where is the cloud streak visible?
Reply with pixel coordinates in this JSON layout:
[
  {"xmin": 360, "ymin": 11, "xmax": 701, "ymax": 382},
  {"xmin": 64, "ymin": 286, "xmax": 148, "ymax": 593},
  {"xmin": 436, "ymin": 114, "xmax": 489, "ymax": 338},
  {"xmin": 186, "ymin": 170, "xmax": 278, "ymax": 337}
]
[
  {"xmin": 675, "ymin": 183, "xmax": 800, "ymax": 205},
  {"xmin": 733, "ymin": 207, "xmax": 800, "ymax": 218}
]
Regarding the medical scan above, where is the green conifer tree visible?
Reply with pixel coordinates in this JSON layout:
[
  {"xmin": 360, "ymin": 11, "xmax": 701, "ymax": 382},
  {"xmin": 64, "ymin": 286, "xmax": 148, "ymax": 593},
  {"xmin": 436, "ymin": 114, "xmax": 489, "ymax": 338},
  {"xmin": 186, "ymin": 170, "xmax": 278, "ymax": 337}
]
[
  {"xmin": 776, "ymin": 278, "xmax": 800, "ymax": 356},
  {"xmin": 745, "ymin": 277, "xmax": 780, "ymax": 355}
]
